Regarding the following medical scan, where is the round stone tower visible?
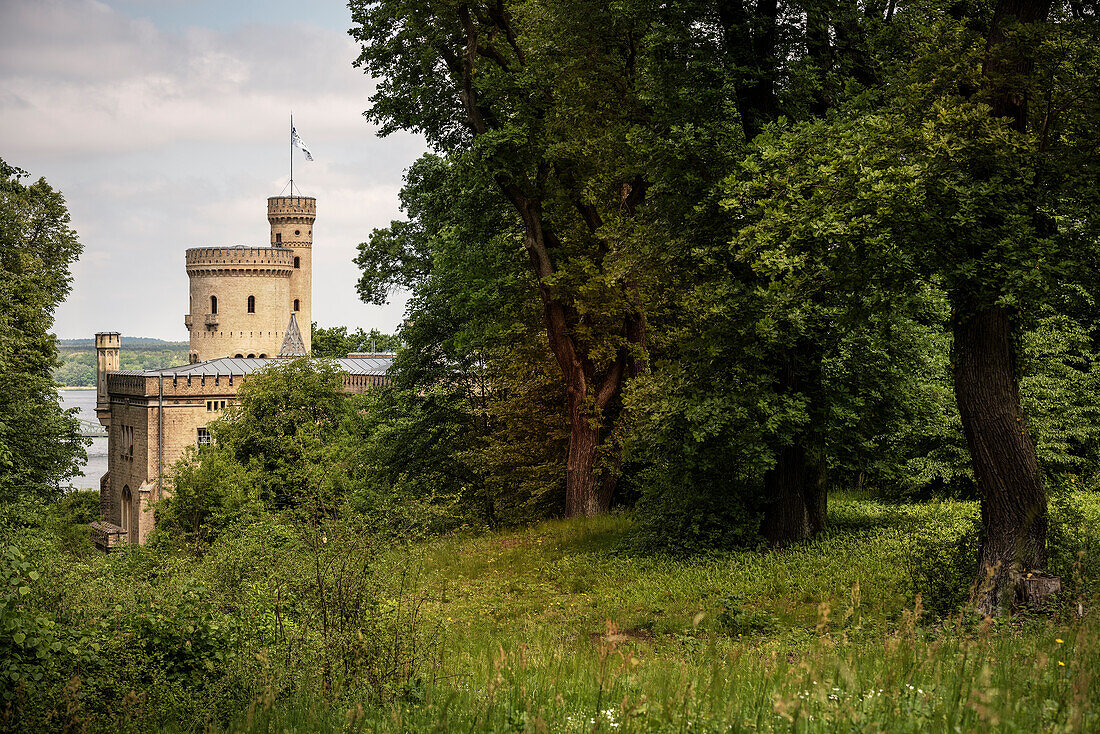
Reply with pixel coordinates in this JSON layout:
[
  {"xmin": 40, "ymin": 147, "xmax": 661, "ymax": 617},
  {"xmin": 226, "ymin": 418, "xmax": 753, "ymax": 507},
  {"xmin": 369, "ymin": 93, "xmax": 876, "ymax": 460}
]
[
  {"xmin": 267, "ymin": 196, "xmax": 315, "ymax": 353},
  {"xmin": 184, "ymin": 246, "xmax": 294, "ymax": 362}
]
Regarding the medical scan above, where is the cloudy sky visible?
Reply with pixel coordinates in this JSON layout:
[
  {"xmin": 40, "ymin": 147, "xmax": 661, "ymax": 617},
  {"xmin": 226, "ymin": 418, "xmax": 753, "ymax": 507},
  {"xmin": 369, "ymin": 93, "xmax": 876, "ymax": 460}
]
[{"xmin": 1, "ymin": 0, "xmax": 424, "ymax": 340}]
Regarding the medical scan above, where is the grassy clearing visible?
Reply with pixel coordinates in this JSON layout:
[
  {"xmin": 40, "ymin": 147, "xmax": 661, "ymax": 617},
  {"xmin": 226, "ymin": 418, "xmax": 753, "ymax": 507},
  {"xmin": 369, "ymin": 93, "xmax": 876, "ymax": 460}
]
[{"xmin": 229, "ymin": 493, "xmax": 1099, "ymax": 733}]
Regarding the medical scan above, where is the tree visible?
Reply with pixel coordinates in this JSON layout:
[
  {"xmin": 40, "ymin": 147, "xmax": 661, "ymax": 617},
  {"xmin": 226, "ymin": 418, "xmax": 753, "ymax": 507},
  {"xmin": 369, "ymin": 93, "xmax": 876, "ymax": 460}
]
[
  {"xmin": 350, "ymin": 0, "xmax": 657, "ymax": 516},
  {"xmin": 160, "ymin": 359, "xmax": 378, "ymax": 542},
  {"xmin": 0, "ymin": 159, "xmax": 84, "ymax": 502},
  {"xmin": 725, "ymin": 0, "xmax": 1100, "ymax": 606},
  {"xmin": 311, "ymin": 324, "xmax": 402, "ymax": 358},
  {"xmin": 357, "ymin": 154, "xmax": 569, "ymax": 528}
]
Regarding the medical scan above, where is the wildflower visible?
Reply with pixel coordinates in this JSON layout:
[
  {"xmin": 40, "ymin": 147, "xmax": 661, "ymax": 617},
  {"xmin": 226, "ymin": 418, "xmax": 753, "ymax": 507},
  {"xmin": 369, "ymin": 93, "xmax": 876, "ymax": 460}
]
[
  {"xmin": 1058, "ymin": 661, "xmax": 1066, "ymax": 667},
  {"xmin": 1056, "ymin": 638, "xmax": 1064, "ymax": 644}
]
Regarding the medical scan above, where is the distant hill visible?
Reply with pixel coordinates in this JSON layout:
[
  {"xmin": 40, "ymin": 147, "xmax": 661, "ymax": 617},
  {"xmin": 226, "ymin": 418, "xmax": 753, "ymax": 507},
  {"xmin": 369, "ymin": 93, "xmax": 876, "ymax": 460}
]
[
  {"xmin": 58, "ymin": 337, "xmax": 188, "ymax": 349},
  {"xmin": 54, "ymin": 338, "xmax": 190, "ymax": 386}
]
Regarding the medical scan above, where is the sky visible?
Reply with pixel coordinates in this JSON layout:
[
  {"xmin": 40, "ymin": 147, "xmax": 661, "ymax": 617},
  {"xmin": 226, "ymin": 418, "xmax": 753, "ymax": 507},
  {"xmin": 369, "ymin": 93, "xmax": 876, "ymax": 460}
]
[{"xmin": 1, "ymin": 0, "xmax": 424, "ymax": 340}]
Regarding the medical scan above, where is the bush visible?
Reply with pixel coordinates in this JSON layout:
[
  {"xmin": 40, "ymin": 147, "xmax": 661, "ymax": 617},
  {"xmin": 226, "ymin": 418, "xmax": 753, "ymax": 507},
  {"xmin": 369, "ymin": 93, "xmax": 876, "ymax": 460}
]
[
  {"xmin": 896, "ymin": 501, "xmax": 982, "ymax": 616},
  {"xmin": 632, "ymin": 453, "xmax": 763, "ymax": 554},
  {"xmin": 58, "ymin": 490, "xmax": 100, "ymax": 525}
]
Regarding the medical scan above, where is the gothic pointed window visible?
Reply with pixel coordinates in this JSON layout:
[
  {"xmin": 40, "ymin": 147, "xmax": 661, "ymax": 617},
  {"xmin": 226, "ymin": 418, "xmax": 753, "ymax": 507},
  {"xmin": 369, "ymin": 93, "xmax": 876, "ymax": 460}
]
[
  {"xmin": 247, "ymin": 295, "xmax": 255, "ymax": 313},
  {"xmin": 121, "ymin": 485, "xmax": 133, "ymax": 539}
]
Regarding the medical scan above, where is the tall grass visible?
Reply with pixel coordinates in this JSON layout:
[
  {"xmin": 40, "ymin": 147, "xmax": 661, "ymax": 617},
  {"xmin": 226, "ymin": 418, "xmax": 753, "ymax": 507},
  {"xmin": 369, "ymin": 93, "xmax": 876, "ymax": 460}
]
[
  {"xmin": 4, "ymin": 493, "xmax": 1096, "ymax": 732},
  {"xmin": 227, "ymin": 494, "xmax": 1099, "ymax": 733}
]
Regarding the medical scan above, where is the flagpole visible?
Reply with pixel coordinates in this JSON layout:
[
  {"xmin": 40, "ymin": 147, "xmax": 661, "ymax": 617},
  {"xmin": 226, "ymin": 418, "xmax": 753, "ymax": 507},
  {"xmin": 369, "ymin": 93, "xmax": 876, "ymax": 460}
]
[{"xmin": 290, "ymin": 113, "xmax": 294, "ymax": 198}]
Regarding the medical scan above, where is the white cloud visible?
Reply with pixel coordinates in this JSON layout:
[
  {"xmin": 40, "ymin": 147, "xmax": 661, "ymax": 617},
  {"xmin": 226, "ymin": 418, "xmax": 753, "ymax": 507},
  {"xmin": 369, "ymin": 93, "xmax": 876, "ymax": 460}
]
[{"xmin": 1, "ymin": 0, "xmax": 423, "ymax": 339}]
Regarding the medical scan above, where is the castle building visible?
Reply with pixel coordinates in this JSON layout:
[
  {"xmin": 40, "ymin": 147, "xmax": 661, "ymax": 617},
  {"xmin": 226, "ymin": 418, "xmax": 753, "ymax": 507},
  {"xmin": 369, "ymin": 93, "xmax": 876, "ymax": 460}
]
[{"xmin": 90, "ymin": 196, "xmax": 392, "ymax": 551}]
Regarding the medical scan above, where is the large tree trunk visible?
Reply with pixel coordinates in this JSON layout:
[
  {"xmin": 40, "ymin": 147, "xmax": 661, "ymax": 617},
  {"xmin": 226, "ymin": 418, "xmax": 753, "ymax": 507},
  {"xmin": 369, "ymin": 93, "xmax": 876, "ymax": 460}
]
[
  {"xmin": 762, "ymin": 443, "xmax": 828, "ymax": 545},
  {"xmin": 452, "ymin": 8, "xmax": 648, "ymax": 519},
  {"xmin": 953, "ymin": 306, "xmax": 1047, "ymax": 615},
  {"xmin": 564, "ymin": 397, "xmax": 612, "ymax": 517}
]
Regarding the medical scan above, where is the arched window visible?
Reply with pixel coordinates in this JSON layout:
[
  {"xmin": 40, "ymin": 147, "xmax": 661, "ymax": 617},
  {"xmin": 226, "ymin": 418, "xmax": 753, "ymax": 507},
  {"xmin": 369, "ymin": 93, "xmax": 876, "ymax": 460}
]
[
  {"xmin": 259, "ymin": 353, "xmax": 267, "ymax": 358},
  {"xmin": 293, "ymin": 299, "xmax": 300, "ymax": 312},
  {"xmin": 247, "ymin": 295, "xmax": 255, "ymax": 313},
  {"xmin": 121, "ymin": 485, "xmax": 132, "ymax": 540},
  {"xmin": 294, "ymin": 256, "xmax": 300, "ymax": 269},
  {"xmin": 210, "ymin": 295, "xmax": 218, "ymax": 314},
  {"xmin": 247, "ymin": 353, "xmax": 255, "ymax": 358}
]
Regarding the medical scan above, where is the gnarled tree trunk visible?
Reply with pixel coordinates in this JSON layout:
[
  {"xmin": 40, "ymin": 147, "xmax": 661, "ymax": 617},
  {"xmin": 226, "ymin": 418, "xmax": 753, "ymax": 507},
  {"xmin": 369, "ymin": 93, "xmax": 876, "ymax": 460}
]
[{"xmin": 953, "ymin": 306, "xmax": 1047, "ymax": 615}]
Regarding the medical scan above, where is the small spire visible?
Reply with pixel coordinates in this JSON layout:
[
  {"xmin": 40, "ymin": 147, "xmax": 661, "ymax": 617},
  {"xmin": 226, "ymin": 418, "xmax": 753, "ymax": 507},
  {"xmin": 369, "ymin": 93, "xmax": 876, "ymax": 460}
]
[{"xmin": 278, "ymin": 313, "xmax": 307, "ymax": 357}]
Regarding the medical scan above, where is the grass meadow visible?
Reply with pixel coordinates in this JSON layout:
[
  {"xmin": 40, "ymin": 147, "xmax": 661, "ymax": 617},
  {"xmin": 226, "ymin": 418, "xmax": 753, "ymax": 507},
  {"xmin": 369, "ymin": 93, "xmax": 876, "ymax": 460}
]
[
  {"xmin": 227, "ymin": 493, "xmax": 1098, "ymax": 733},
  {"xmin": 4, "ymin": 493, "xmax": 1097, "ymax": 732}
]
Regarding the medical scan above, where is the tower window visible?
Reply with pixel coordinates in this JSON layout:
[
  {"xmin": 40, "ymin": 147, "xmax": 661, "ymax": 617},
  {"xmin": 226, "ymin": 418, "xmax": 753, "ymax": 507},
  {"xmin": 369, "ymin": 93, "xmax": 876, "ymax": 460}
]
[
  {"xmin": 210, "ymin": 295, "xmax": 218, "ymax": 314},
  {"xmin": 294, "ymin": 256, "xmax": 300, "ymax": 268},
  {"xmin": 294, "ymin": 229, "xmax": 300, "ymax": 236},
  {"xmin": 247, "ymin": 295, "xmax": 255, "ymax": 313},
  {"xmin": 293, "ymin": 299, "xmax": 300, "ymax": 312},
  {"xmin": 197, "ymin": 427, "xmax": 212, "ymax": 446},
  {"xmin": 275, "ymin": 232, "xmax": 282, "ymax": 244}
]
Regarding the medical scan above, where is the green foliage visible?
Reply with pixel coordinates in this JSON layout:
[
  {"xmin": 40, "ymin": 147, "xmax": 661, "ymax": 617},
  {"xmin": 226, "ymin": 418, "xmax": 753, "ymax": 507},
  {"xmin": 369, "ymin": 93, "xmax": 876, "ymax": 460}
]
[
  {"xmin": 57, "ymin": 489, "xmax": 101, "ymax": 525},
  {"xmin": 896, "ymin": 502, "xmax": 983, "ymax": 616},
  {"xmin": 714, "ymin": 594, "xmax": 780, "ymax": 636},
  {"xmin": 309, "ymin": 324, "xmax": 400, "ymax": 358},
  {"xmin": 52, "ymin": 342, "xmax": 189, "ymax": 387},
  {"xmin": 134, "ymin": 579, "xmax": 237, "ymax": 682},
  {"xmin": 0, "ymin": 158, "xmax": 86, "ymax": 501},
  {"xmin": 0, "ymin": 497, "xmax": 440, "ymax": 731},
  {"xmin": 1019, "ymin": 308, "xmax": 1100, "ymax": 483},
  {"xmin": 3, "ymin": 493, "xmax": 1100, "ymax": 731},
  {"xmin": 0, "ymin": 545, "xmax": 60, "ymax": 704},
  {"xmin": 355, "ymin": 154, "xmax": 569, "ymax": 530},
  {"xmin": 159, "ymin": 359, "xmax": 379, "ymax": 543}
]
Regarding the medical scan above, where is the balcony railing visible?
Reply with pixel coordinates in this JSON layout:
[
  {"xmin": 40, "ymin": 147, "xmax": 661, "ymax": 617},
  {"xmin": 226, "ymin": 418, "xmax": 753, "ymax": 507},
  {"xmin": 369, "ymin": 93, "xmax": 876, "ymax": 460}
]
[{"xmin": 204, "ymin": 313, "xmax": 219, "ymax": 328}]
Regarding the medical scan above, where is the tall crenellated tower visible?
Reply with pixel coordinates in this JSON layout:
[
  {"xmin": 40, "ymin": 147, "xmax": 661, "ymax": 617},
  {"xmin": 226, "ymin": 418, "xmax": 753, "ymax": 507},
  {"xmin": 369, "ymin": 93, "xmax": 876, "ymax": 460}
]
[
  {"xmin": 267, "ymin": 196, "xmax": 314, "ymax": 353},
  {"xmin": 183, "ymin": 196, "xmax": 316, "ymax": 362},
  {"xmin": 95, "ymin": 332, "xmax": 120, "ymax": 427}
]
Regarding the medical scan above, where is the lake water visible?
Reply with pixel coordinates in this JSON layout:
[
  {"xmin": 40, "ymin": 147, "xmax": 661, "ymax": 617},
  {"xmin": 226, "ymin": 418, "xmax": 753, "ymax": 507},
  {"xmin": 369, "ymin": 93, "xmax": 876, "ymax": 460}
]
[{"xmin": 61, "ymin": 389, "xmax": 107, "ymax": 490}]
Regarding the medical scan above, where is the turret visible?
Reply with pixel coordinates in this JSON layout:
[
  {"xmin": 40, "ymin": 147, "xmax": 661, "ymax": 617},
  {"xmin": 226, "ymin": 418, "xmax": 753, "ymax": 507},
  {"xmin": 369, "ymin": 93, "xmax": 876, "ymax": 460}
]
[
  {"xmin": 95, "ymin": 332, "xmax": 120, "ymax": 427},
  {"xmin": 267, "ymin": 196, "xmax": 315, "ymax": 353}
]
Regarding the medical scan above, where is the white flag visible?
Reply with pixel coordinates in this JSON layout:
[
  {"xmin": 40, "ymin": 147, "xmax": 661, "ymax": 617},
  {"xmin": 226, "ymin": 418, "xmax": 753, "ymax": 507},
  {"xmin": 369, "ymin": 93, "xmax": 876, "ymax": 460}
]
[{"xmin": 291, "ymin": 126, "xmax": 313, "ymax": 161}]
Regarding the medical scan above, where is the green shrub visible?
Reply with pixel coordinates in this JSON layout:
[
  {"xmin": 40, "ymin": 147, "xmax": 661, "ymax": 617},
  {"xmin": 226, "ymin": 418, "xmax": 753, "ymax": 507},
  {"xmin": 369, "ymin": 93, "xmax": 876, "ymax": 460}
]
[
  {"xmin": 632, "ymin": 456, "xmax": 763, "ymax": 554},
  {"xmin": 58, "ymin": 489, "xmax": 100, "ymax": 525},
  {"xmin": 714, "ymin": 594, "xmax": 779, "ymax": 636},
  {"xmin": 895, "ymin": 501, "xmax": 982, "ymax": 616}
]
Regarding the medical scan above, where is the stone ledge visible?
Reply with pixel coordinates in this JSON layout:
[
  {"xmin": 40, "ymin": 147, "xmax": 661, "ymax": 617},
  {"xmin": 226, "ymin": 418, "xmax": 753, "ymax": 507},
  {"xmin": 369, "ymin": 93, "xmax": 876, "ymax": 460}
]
[{"xmin": 90, "ymin": 521, "xmax": 128, "ymax": 553}]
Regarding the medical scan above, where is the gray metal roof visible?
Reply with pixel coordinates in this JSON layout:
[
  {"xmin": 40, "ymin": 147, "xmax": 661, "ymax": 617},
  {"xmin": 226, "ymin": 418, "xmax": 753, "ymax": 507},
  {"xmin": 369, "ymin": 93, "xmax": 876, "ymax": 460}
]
[{"xmin": 142, "ymin": 356, "xmax": 393, "ymax": 377}]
